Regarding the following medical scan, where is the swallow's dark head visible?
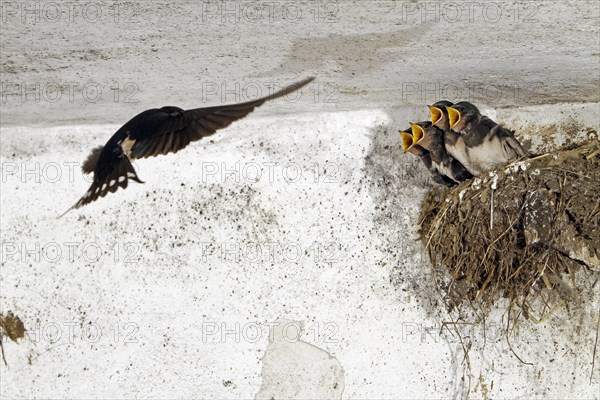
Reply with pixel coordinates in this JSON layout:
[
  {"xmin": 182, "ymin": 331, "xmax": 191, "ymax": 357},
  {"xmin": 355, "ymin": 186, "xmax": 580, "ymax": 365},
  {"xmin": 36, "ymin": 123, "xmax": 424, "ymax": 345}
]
[
  {"xmin": 445, "ymin": 101, "xmax": 481, "ymax": 132},
  {"xmin": 428, "ymin": 100, "xmax": 454, "ymax": 130}
]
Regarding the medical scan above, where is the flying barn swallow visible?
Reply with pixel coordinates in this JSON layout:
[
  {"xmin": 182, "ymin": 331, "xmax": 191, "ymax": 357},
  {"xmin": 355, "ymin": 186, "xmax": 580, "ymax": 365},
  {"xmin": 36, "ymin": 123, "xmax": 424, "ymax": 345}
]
[
  {"xmin": 445, "ymin": 101, "xmax": 528, "ymax": 175},
  {"xmin": 61, "ymin": 77, "xmax": 315, "ymax": 216},
  {"xmin": 410, "ymin": 123, "xmax": 473, "ymax": 184},
  {"xmin": 400, "ymin": 122, "xmax": 456, "ymax": 187}
]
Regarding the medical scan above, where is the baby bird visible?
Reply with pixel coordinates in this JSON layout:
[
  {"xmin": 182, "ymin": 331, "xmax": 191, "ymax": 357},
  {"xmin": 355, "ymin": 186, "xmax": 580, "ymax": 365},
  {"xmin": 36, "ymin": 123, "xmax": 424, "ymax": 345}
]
[
  {"xmin": 400, "ymin": 122, "xmax": 456, "ymax": 187},
  {"xmin": 428, "ymin": 100, "xmax": 471, "ymax": 177},
  {"xmin": 410, "ymin": 123, "xmax": 473, "ymax": 184},
  {"xmin": 428, "ymin": 100, "xmax": 454, "ymax": 133},
  {"xmin": 445, "ymin": 101, "xmax": 528, "ymax": 175}
]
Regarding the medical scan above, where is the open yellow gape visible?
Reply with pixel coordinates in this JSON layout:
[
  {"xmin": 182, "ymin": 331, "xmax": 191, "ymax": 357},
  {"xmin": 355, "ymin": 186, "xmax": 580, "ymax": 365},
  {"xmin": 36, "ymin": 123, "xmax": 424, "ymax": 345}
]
[
  {"xmin": 400, "ymin": 124, "xmax": 426, "ymax": 154},
  {"xmin": 410, "ymin": 123, "xmax": 425, "ymax": 143},
  {"xmin": 445, "ymin": 106, "xmax": 461, "ymax": 129},
  {"xmin": 400, "ymin": 130, "xmax": 415, "ymax": 153},
  {"xmin": 428, "ymin": 105, "xmax": 443, "ymax": 125}
]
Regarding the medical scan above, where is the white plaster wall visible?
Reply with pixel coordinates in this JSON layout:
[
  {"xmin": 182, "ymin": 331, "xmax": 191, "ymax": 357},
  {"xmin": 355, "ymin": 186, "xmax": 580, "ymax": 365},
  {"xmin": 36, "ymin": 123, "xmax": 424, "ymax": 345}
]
[{"xmin": 1, "ymin": 1, "xmax": 599, "ymax": 399}]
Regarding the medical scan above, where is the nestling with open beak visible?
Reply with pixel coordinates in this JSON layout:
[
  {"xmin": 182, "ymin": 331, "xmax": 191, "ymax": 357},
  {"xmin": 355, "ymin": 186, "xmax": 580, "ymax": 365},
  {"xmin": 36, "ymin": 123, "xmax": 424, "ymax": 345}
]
[
  {"xmin": 444, "ymin": 101, "xmax": 528, "ymax": 175},
  {"xmin": 400, "ymin": 122, "xmax": 457, "ymax": 187},
  {"xmin": 410, "ymin": 123, "xmax": 473, "ymax": 184},
  {"xmin": 428, "ymin": 100, "xmax": 471, "ymax": 178},
  {"xmin": 428, "ymin": 100, "xmax": 454, "ymax": 133}
]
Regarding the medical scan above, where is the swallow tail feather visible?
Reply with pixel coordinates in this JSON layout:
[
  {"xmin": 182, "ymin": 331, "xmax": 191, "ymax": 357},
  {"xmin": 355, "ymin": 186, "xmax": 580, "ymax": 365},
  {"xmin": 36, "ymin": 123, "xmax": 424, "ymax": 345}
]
[{"xmin": 59, "ymin": 154, "xmax": 144, "ymax": 218}]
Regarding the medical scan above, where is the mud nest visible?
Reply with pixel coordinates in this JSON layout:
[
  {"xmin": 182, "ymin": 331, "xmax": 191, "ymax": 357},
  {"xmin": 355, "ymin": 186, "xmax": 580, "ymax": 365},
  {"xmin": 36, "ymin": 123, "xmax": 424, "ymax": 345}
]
[{"xmin": 419, "ymin": 140, "xmax": 600, "ymax": 318}]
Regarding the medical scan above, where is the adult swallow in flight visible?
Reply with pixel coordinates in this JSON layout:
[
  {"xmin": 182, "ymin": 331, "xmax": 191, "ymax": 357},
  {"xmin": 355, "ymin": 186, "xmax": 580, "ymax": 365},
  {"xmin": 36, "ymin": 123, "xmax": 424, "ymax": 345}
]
[
  {"xmin": 410, "ymin": 123, "xmax": 473, "ymax": 184},
  {"xmin": 445, "ymin": 101, "xmax": 528, "ymax": 175},
  {"xmin": 61, "ymin": 77, "xmax": 315, "ymax": 216},
  {"xmin": 400, "ymin": 122, "xmax": 456, "ymax": 187}
]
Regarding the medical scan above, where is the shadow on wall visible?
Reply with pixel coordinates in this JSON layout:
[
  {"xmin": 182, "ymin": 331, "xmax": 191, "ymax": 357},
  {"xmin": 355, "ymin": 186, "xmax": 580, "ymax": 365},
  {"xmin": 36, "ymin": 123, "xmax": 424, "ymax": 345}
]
[
  {"xmin": 250, "ymin": 27, "xmax": 430, "ymax": 81},
  {"xmin": 364, "ymin": 108, "xmax": 447, "ymax": 319}
]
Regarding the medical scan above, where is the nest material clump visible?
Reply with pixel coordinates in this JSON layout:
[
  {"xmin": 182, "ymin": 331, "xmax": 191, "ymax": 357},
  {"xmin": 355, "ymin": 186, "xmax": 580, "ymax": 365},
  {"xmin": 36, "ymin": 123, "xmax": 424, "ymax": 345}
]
[
  {"xmin": 0, "ymin": 311, "xmax": 25, "ymax": 366},
  {"xmin": 419, "ymin": 140, "xmax": 600, "ymax": 316}
]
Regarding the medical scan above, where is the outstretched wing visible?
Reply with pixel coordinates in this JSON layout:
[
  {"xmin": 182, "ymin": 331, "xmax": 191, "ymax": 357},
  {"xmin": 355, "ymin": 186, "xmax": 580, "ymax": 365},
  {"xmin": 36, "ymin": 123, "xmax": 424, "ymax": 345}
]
[{"xmin": 130, "ymin": 77, "xmax": 315, "ymax": 159}]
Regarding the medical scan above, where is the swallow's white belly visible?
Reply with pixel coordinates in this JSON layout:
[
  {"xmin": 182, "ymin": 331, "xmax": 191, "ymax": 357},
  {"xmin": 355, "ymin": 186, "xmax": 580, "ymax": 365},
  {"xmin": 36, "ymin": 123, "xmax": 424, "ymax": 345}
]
[
  {"xmin": 467, "ymin": 137, "xmax": 514, "ymax": 174},
  {"xmin": 445, "ymin": 138, "xmax": 474, "ymax": 175}
]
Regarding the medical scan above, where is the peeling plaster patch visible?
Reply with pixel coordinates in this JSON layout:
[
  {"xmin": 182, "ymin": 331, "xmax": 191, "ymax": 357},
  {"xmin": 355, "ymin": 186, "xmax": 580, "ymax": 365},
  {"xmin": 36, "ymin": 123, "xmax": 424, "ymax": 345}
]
[{"xmin": 256, "ymin": 318, "xmax": 344, "ymax": 400}]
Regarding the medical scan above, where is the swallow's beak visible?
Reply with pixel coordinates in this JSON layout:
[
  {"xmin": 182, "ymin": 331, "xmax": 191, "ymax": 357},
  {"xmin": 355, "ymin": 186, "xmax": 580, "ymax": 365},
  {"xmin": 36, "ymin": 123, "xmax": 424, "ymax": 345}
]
[
  {"xmin": 428, "ymin": 105, "xmax": 443, "ymax": 126},
  {"xmin": 410, "ymin": 123, "xmax": 425, "ymax": 144},
  {"xmin": 446, "ymin": 106, "xmax": 461, "ymax": 129},
  {"xmin": 400, "ymin": 131, "xmax": 414, "ymax": 153}
]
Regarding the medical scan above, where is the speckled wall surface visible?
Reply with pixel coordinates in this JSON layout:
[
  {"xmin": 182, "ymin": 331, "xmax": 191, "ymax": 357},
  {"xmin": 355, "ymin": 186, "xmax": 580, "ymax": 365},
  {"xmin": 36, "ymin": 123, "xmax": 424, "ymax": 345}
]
[{"xmin": 1, "ymin": 1, "xmax": 599, "ymax": 399}]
